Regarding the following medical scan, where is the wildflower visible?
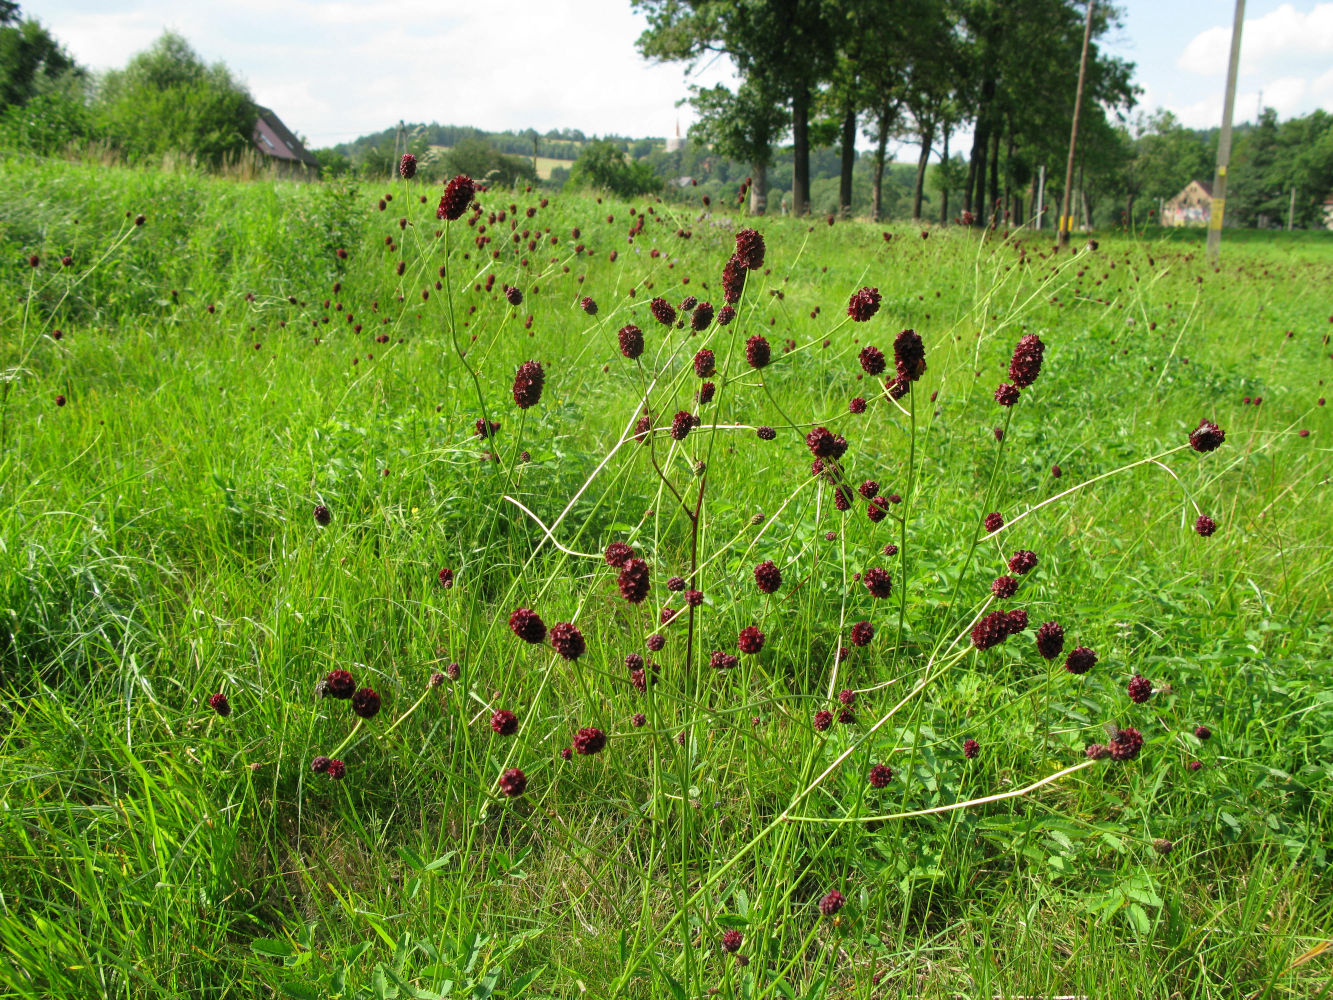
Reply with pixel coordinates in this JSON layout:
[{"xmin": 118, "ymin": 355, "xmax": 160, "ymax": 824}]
[
  {"xmin": 632, "ymin": 712, "xmax": 646, "ymax": 727},
  {"xmin": 863, "ymin": 567, "xmax": 892, "ymax": 598},
  {"xmin": 868, "ymin": 763, "xmax": 894, "ymax": 787},
  {"xmin": 430, "ymin": 671, "xmax": 446, "ymax": 687},
  {"xmin": 618, "ymin": 324, "xmax": 644, "ymax": 359},
  {"xmin": 818, "ymin": 890, "xmax": 845, "ymax": 916},
  {"xmin": 1153, "ymin": 838, "xmax": 1174, "ymax": 856},
  {"xmin": 721, "ymin": 929, "xmax": 743, "ymax": 953},
  {"xmin": 550, "ymin": 622, "xmax": 586, "ymax": 660},
  {"xmin": 491, "ymin": 709, "xmax": 518, "ymax": 735},
  {"xmin": 1189, "ymin": 419, "xmax": 1225, "ymax": 453},
  {"xmin": 857, "ymin": 345, "xmax": 886, "ymax": 376},
  {"xmin": 498, "ymin": 767, "xmax": 527, "ymax": 796},
  {"xmin": 679, "ymin": 295, "xmax": 698, "ymax": 311},
  {"xmin": 991, "ymin": 575, "xmax": 1018, "ymax": 599},
  {"xmin": 717, "ymin": 304, "xmax": 737, "ymax": 325},
  {"xmin": 351, "ymin": 688, "xmax": 381, "ymax": 719},
  {"xmin": 650, "ymin": 296, "xmax": 676, "ymax": 326},
  {"xmin": 709, "ymin": 650, "xmax": 739, "ymax": 670},
  {"xmin": 445, "ymin": 662, "xmax": 460, "ymax": 680},
  {"xmin": 438, "ymin": 174, "xmax": 475, "ymax": 221},
  {"xmin": 504, "ymin": 284, "xmax": 523, "ymax": 306},
  {"xmin": 691, "ymin": 302, "xmax": 714, "ymax": 331},
  {"xmin": 314, "ymin": 504, "xmax": 332, "ymax": 526},
  {"xmin": 573, "ymin": 726, "xmax": 606, "ymax": 754},
  {"xmin": 833, "ymin": 485, "xmax": 852, "ymax": 511},
  {"xmin": 1108, "ymin": 727, "xmax": 1144, "ymax": 761},
  {"xmin": 983, "ymin": 512, "xmax": 1003, "ymax": 533},
  {"xmin": 311, "ymin": 755, "xmax": 332, "ymax": 773},
  {"xmin": 398, "ymin": 153, "xmax": 417, "ymax": 180},
  {"xmin": 327, "ymin": 759, "xmax": 346, "ymax": 780},
  {"xmin": 849, "ymin": 396, "xmax": 866, "ymax": 414},
  {"xmin": 733, "ymin": 228, "xmax": 766, "ymax": 270},
  {"xmin": 693, "ymin": 349, "xmax": 716, "ymax": 378},
  {"xmin": 850, "ymin": 621, "xmax": 874, "ymax": 647},
  {"xmin": 1005, "ymin": 609, "xmax": 1028, "ymax": 634},
  {"xmin": 963, "ymin": 738, "xmax": 980, "ymax": 759},
  {"xmin": 670, "ymin": 410, "xmax": 695, "ymax": 441},
  {"xmin": 737, "ymin": 626, "xmax": 765, "ymax": 654},
  {"xmin": 970, "ymin": 611, "xmax": 1010, "ymax": 650},
  {"xmin": 805, "ymin": 426, "xmax": 843, "ymax": 459},
  {"xmin": 1187, "ymin": 759, "xmax": 1203, "ymax": 772},
  {"xmin": 605, "ymin": 542, "xmax": 635, "ymax": 568},
  {"xmin": 618, "ymin": 558, "xmax": 651, "ymax": 603},
  {"xmin": 756, "ymin": 426, "xmax": 776, "ymax": 440},
  {"xmin": 721, "ymin": 259, "xmax": 746, "ymax": 304},
  {"xmin": 684, "ymin": 588, "xmax": 703, "ymax": 607},
  {"xmin": 745, "ymin": 334, "xmax": 771, "ymax": 369},
  {"xmin": 1064, "ymin": 646, "xmax": 1097, "ymax": 675},
  {"xmin": 512, "ymin": 360, "xmax": 545, "ymax": 409},
  {"xmin": 994, "ymin": 383, "xmax": 1020, "ymax": 406},
  {"xmin": 883, "ymin": 543, "xmax": 898, "ymax": 556},
  {"xmin": 1084, "ymin": 744, "xmax": 1110, "ymax": 760},
  {"xmin": 1008, "ymin": 550, "xmax": 1037, "ymax": 575},
  {"xmin": 666, "ymin": 576, "xmax": 685, "ymax": 592},
  {"xmin": 859, "ymin": 480, "xmax": 880, "ymax": 499},
  {"xmin": 508, "ymin": 608, "xmax": 547, "ymax": 644},
  {"xmin": 208, "ymin": 692, "xmax": 231, "ymax": 717},
  {"xmin": 475, "ymin": 418, "xmax": 500, "ymax": 438},
  {"xmin": 1035, "ymin": 621, "xmax": 1064, "ymax": 660},
  {"xmin": 325, "ymin": 669, "xmax": 356, "ymax": 699},
  {"xmin": 698, "ymin": 381, "xmax": 716, "ymax": 404},
  {"xmin": 893, "ymin": 329, "xmax": 926, "ymax": 380},
  {"xmin": 1008, "ymin": 333, "xmax": 1045, "ymax": 387},
  {"xmin": 1194, "ymin": 725, "xmax": 1212, "ymax": 741},
  {"xmin": 1194, "ymin": 515, "xmax": 1217, "ymax": 537},
  {"xmin": 1127, "ymin": 674, "xmax": 1152, "ymax": 704},
  {"xmin": 847, "ymin": 287, "xmax": 881, "ymax": 323}
]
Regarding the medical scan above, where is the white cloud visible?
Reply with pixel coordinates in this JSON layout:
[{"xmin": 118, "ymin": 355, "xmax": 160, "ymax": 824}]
[{"xmin": 1178, "ymin": 2, "xmax": 1333, "ymax": 76}]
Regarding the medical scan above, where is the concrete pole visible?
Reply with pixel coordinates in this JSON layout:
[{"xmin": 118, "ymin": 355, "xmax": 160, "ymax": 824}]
[
  {"xmin": 1035, "ymin": 164, "xmax": 1045, "ymax": 229},
  {"xmin": 1207, "ymin": 0, "xmax": 1246, "ymax": 261},
  {"xmin": 1288, "ymin": 187, "xmax": 1296, "ymax": 231},
  {"xmin": 1059, "ymin": 0, "xmax": 1095, "ymax": 247}
]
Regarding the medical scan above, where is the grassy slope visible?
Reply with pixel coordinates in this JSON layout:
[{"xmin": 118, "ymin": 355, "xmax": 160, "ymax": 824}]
[{"xmin": 0, "ymin": 157, "xmax": 1330, "ymax": 999}]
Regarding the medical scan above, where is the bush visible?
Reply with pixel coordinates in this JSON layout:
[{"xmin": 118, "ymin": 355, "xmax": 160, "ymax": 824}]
[{"xmin": 566, "ymin": 140, "xmax": 660, "ymax": 197}]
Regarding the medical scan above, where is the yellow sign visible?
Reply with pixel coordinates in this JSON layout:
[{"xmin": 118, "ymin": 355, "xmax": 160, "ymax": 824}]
[{"xmin": 1209, "ymin": 198, "xmax": 1226, "ymax": 230}]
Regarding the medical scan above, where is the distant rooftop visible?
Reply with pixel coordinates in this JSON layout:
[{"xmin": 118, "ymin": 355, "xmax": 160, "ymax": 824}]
[{"xmin": 253, "ymin": 107, "xmax": 319, "ymax": 169}]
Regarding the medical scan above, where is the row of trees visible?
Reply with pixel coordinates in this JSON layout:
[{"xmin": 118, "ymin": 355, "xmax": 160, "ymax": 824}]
[{"xmin": 635, "ymin": 0, "xmax": 1138, "ymax": 222}]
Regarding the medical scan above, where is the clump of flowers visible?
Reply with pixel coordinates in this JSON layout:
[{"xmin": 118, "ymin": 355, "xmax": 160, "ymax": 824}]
[
  {"xmin": 650, "ymin": 297, "xmax": 676, "ymax": 326},
  {"xmin": 618, "ymin": 324, "xmax": 644, "ymax": 358},
  {"xmin": 862, "ymin": 567, "xmax": 892, "ymax": 598},
  {"xmin": 1064, "ymin": 645, "xmax": 1097, "ymax": 675},
  {"xmin": 1035, "ymin": 621, "xmax": 1065, "ymax": 660},
  {"xmin": 737, "ymin": 626, "xmax": 765, "ymax": 654},
  {"xmin": 847, "ymin": 287, "xmax": 881, "ymax": 323},
  {"xmin": 1189, "ymin": 419, "xmax": 1225, "ymax": 453},
  {"xmin": 550, "ymin": 622, "xmax": 586, "ymax": 660},
  {"xmin": 437, "ymin": 174, "xmax": 475, "ymax": 221},
  {"xmin": 498, "ymin": 767, "xmax": 527, "ymax": 796},
  {"xmin": 745, "ymin": 334, "xmax": 771, "ymax": 369},
  {"xmin": 1008, "ymin": 333, "xmax": 1045, "ymax": 387},
  {"xmin": 573, "ymin": 726, "xmax": 606, "ymax": 755},
  {"xmin": 512, "ymin": 360, "xmax": 545, "ymax": 409},
  {"xmin": 753, "ymin": 560, "xmax": 781, "ymax": 594},
  {"xmin": 509, "ymin": 608, "xmax": 547, "ymax": 644},
  {"xmin": 618, "ymin": 558, "xmax": 651, "ymax": 603},
  {"xmin": 733, "ymin": 228, "xmax": 766, "ymax": 270}
]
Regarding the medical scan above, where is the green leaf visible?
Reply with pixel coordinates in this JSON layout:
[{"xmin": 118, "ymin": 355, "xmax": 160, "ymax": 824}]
[
  {"xmin": 1124, "ymin": 902, "xmax": 1151, "ymax": 934},
  {"xmin": 252, "ymin": 938, "xmax": 296, "ymax": 960}
]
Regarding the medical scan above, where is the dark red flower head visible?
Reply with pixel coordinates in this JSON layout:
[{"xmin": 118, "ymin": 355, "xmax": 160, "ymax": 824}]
[
  {"xmin": 756, "ymin": 425, "xmax": 776, "ymax": 440},
  {"xmin": 580, "ymin": 296, "xmax": 598, "ymax": 315},
  {"xmin": 1108, "ymin": 726, "xmax": 1144, "ymax": 761},
  {"xmin": 351, "ymin": 687, "xmax": 381, "ymax": 719},
  {"xmin": 847, "ymin": 287, "xmax": 881, "ymax": 322},
  {"xmin": 573, "ymin": 726, "xmax": 606, "ymax": 754},
  {"xmin": 438, "ymin": 174, "xmax": 475, "ymax": 221},
  {"xmin": 1194, "ymin": 515, "xmax": 1217, "ymax": 537},
  {"xmin": 850, "ymin": 621, "xmax": 874, "ymax": 647},
  {"xmin": 963, "ymin": 738, "xmax": 980, "ymax": 759},
  {"xmin": 818, "ymin": 890, "xmax": 845, "ymax": 916},
  {"xmin": 314, "ymin": 504, "xmax": 332, "ymax": 526},
  {"xmin": 717, "ymin": 304, "xmax": 737, "ymax": 326},
  {"xmin": 1189, "ymin": 419, "xmax": 1225, "ymax": 453},
  {"xmin": 733, "ymin": 228, "xmax": 766, "ymax": 270},
  {"xmin": 325, "ymin": 669, "xmax": 356, "ymax": 699},
  {"xmin": 693, "ymin": 349, "xmax": 716, "ymax": 378},
  {"xmin": 679, "ymin": 295, "xmax": 698, "ymax": 311},
  {"xmin": 1008, "ymin": 550, "xmax": 1037, "ymax": 575},
  {"xmin": 691, "ymin": 301, "xmax": 714, "ymax": 331},
  {"xmin": 991, "ymin": 575, "xmax": 1018, "ymax": 599},
  {"xmin": 491, "ymin": 709, "xmax": 518, "ymax": 735},
  {"xmin": 647, "ymin": 633, "xmax": 666, "ymax": 651},
  {"xmin": 737, "ymin": 625, "xmax": 765, "ymax": 654},
  {"xmin": 863, "ymin": 567, "xmax": 892, "ymax": 598},
  {"xmin": 670, "ymin": 410, "xmax": 695, "ymax": 441},
  {"xmin": 617, "ymin": 558, "xmax": 651, "ymax": 603},
  {"xmin": 1035, "ymin": 621, "xmax": 1064, "ymax": 660},
  {"xmin": 1005, "ymin": 608, "xmax": 1028, "ymax": 634},
  {"xmin": 1084, "ymin": 743, "xmax": 1109, "ymax": 760},
  {"xmin": 498, "ymin": 767, "xmax": 527, "ymax": 796},
  {"xmin": 618, "ymin": 324, "xmax": 644, "ymax": 359},
  {"xmin": 805, "ymin": 426, "xmax": 847, "ymax": 459},
  {"xmin": 650, "ymin": 296, "xmax": 676, "ymax": 326},
  {"xmin": 709, "ymin": 650, "xmax": 739, "ymax": 670},
  {"xmin": 398, "ymin": 153, "xmax": 417, "ymax": 180},
  {"xmin": 504, "ymin": 284, "xmax": 523, "ymax": 306},
  {"xmin": 753, "ymin": 560, "xmax": 781, "ymax": 594},
  {"xmin": 512, "ymin": 360, "xmax": 545, "ymax": 409},
  {"xmin": 1008, "ymin": 333, "xmax": 1045, "ymax": 387},
  {"xmin": 858, "ymin": 345, "xmax": 886, "ymax": 375},
  {"xmin": 605, "ymin": 541, "xmax": 635, "ymax": 568},
  {"xmin": 983, "ymin": 512, "xmax": 1003, "ymax": 534},
  {"xmin": 1195, "ymin": 724, "xmax": 1212, "ymax": 740},
  {"xmin": 698, "ymin": 381, "xmax": 716, "ymax": 404},
  {"xmin": 1064, "ymin": 645, "xmax": 1096, "ymax": 674},
  {"xmin": 994, "ymin": 383, "xmax": 1020, "ymax": 406},
  {"xmin": 509, "ymin": 607, "xmax": 547, "ymax": 644},
  {"xmin": 326, "ymin": 759, "xmax": 346, "ymax": 780},
  {"xmin": 970, "ymin": 610, "xmax": 1010, "ymax": 650},
  {"xmin": 745, "ymin": 334, "xmax": 771, "ymax": 369},
  {"xmin": 813, "ymin": 709, "xmax": 833, "ymax": 731},
  {"xmin": 893, "ymin": 329, "xmax": 926, "ymax": 381},
  {"xmin": 1127, "ymin": 674, "xmax": 1152, "ymax": 704},
  {"xmin": 311, "ymin": 755, "xmax": 332, "ymax": 773},
  {"xmin": 849, "ymin": 396, "xmax": 866, "ymax": 414},
  {"xmin": 721, "ymin": 929, "xmax": 743, "ymax": 953},
  {"xmin": 550, "ymin": 622, "xmax": 586, "ymax": 660},
  {"xmin": 437, "ymin": 567, "xmax": 455, "ymax": 588},
  {"xmin": 208, "ymin": 692, "xmax": 231, "ymax": 717},
  {"xmin": 721, "ymin": 258, "xmax": 745, "ymax": 304},
  {"xmin": 868, "ymin": 763, "xmax": 894, "ymax": 787}
]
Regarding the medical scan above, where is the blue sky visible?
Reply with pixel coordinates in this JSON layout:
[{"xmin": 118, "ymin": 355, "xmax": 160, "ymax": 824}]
[{"xmin": 24, "ymin": 1, "xmax": 1333, "ymax": 150}]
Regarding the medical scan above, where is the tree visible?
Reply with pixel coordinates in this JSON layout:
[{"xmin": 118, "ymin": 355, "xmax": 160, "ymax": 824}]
[
  {"xmin": 94, "ymin": 32, "xmax": 255, "ymax": 167},
  {"xmin": 688, "ymin": 79, "xmax": 787, "ymax": 214},
  {"xmin": 0, "ymin": 12, "xmax": 80, "ymax": 109},
  {"xmin": 445, "ymin": 136, "xmax": 537, "ymax": 188},
  {"xmin": 566, "ymin": 140, "xmax": 661, "ymax": 197},
  {"xmin": 634, "ymin": 0, "xmax": 838, "ymax": 216}
]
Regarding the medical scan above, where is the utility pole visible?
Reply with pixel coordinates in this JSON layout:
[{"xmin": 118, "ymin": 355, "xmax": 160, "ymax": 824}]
[
  {"xmin": 1035, "ymin": 164, "xmax": 1046, "ymax": 229},
  {"xmin": 1287, "ymin": 187, "xmax": 1296, "ymax": 231},
  {"xmin": 1059, "ymin": 0, "xmax": 1095, "ymax": 247},
  {"xmin": 1207, "ymin": 0, "xmax": 1246, "ymax": 261}
]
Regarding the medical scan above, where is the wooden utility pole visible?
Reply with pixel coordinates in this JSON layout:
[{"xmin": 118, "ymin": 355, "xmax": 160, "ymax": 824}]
[
  {"xmin": 1287, "ymin": 187, "xmax": 1296, "ymax": 230},
  {"xmin": 1035, "ymin": 164, "xmax": 1045, "ymax": 229},
  {"xmin": 1207, "ymin": 0, "xmax": 1246, "ymax": 261},
  {"xmin": 1059, "ymin": 0, "xmax": 1095, "ymax": 247}
]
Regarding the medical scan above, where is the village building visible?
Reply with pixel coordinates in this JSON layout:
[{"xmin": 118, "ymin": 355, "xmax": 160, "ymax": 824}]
[
  {"xmin": 252, "ymin": 106, "xmax": 319, "ymax": 176},
  {"xmin": 1163, "ymin": 179, "xmax": 1212, "ymax": 227}
]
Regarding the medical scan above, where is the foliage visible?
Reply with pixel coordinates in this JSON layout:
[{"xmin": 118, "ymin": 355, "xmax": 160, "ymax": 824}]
[
  {"xmin": 444, "ymin": 136, "xmax": 536, "ymax": 187},
  {"xmin": 565, "ymin": 139, "xmax": 660, "ymax": 196},
  {"xmin": 92, "ymin": 31, "xmax": 256, "ymax": 167},
  {"xmin": 0, "ymin": 12, "xmax": 80, "ymax": 109}
]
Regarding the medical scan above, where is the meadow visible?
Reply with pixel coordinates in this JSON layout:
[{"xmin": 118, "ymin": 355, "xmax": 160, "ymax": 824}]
[{"xmin": 0, "ymin": 156, "xmax": 1330, "ymax": 1000}]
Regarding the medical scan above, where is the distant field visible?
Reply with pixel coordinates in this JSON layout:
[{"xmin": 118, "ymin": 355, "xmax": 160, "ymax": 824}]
[
  {"xmin": 0, "ymin": 158, "xmax": 1330, "ymax": 999},
  {"xmin": 429, "ymin": 143, "xmax": 575, "ymax": 179}
]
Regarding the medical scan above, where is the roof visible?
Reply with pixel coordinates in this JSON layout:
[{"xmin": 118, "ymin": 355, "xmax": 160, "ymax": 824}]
[
  {"xmin": 253, "ymin": 107, "xmax": 319, "ymax": 168},
  {"xmin": 1193, "ymin": 179, "xmax": 1213, "ymax": 197}
]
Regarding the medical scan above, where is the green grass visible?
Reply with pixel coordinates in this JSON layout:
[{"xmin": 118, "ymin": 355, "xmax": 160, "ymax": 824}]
[{"xmin": 0, "ymin": 156, "xmax": 1330, "ymax": 1000}]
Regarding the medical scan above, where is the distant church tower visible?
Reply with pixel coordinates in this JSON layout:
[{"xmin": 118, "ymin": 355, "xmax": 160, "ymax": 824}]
[{"xmin": 665, "ymin": 117, "xmax": 683, "ymax": 153}]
